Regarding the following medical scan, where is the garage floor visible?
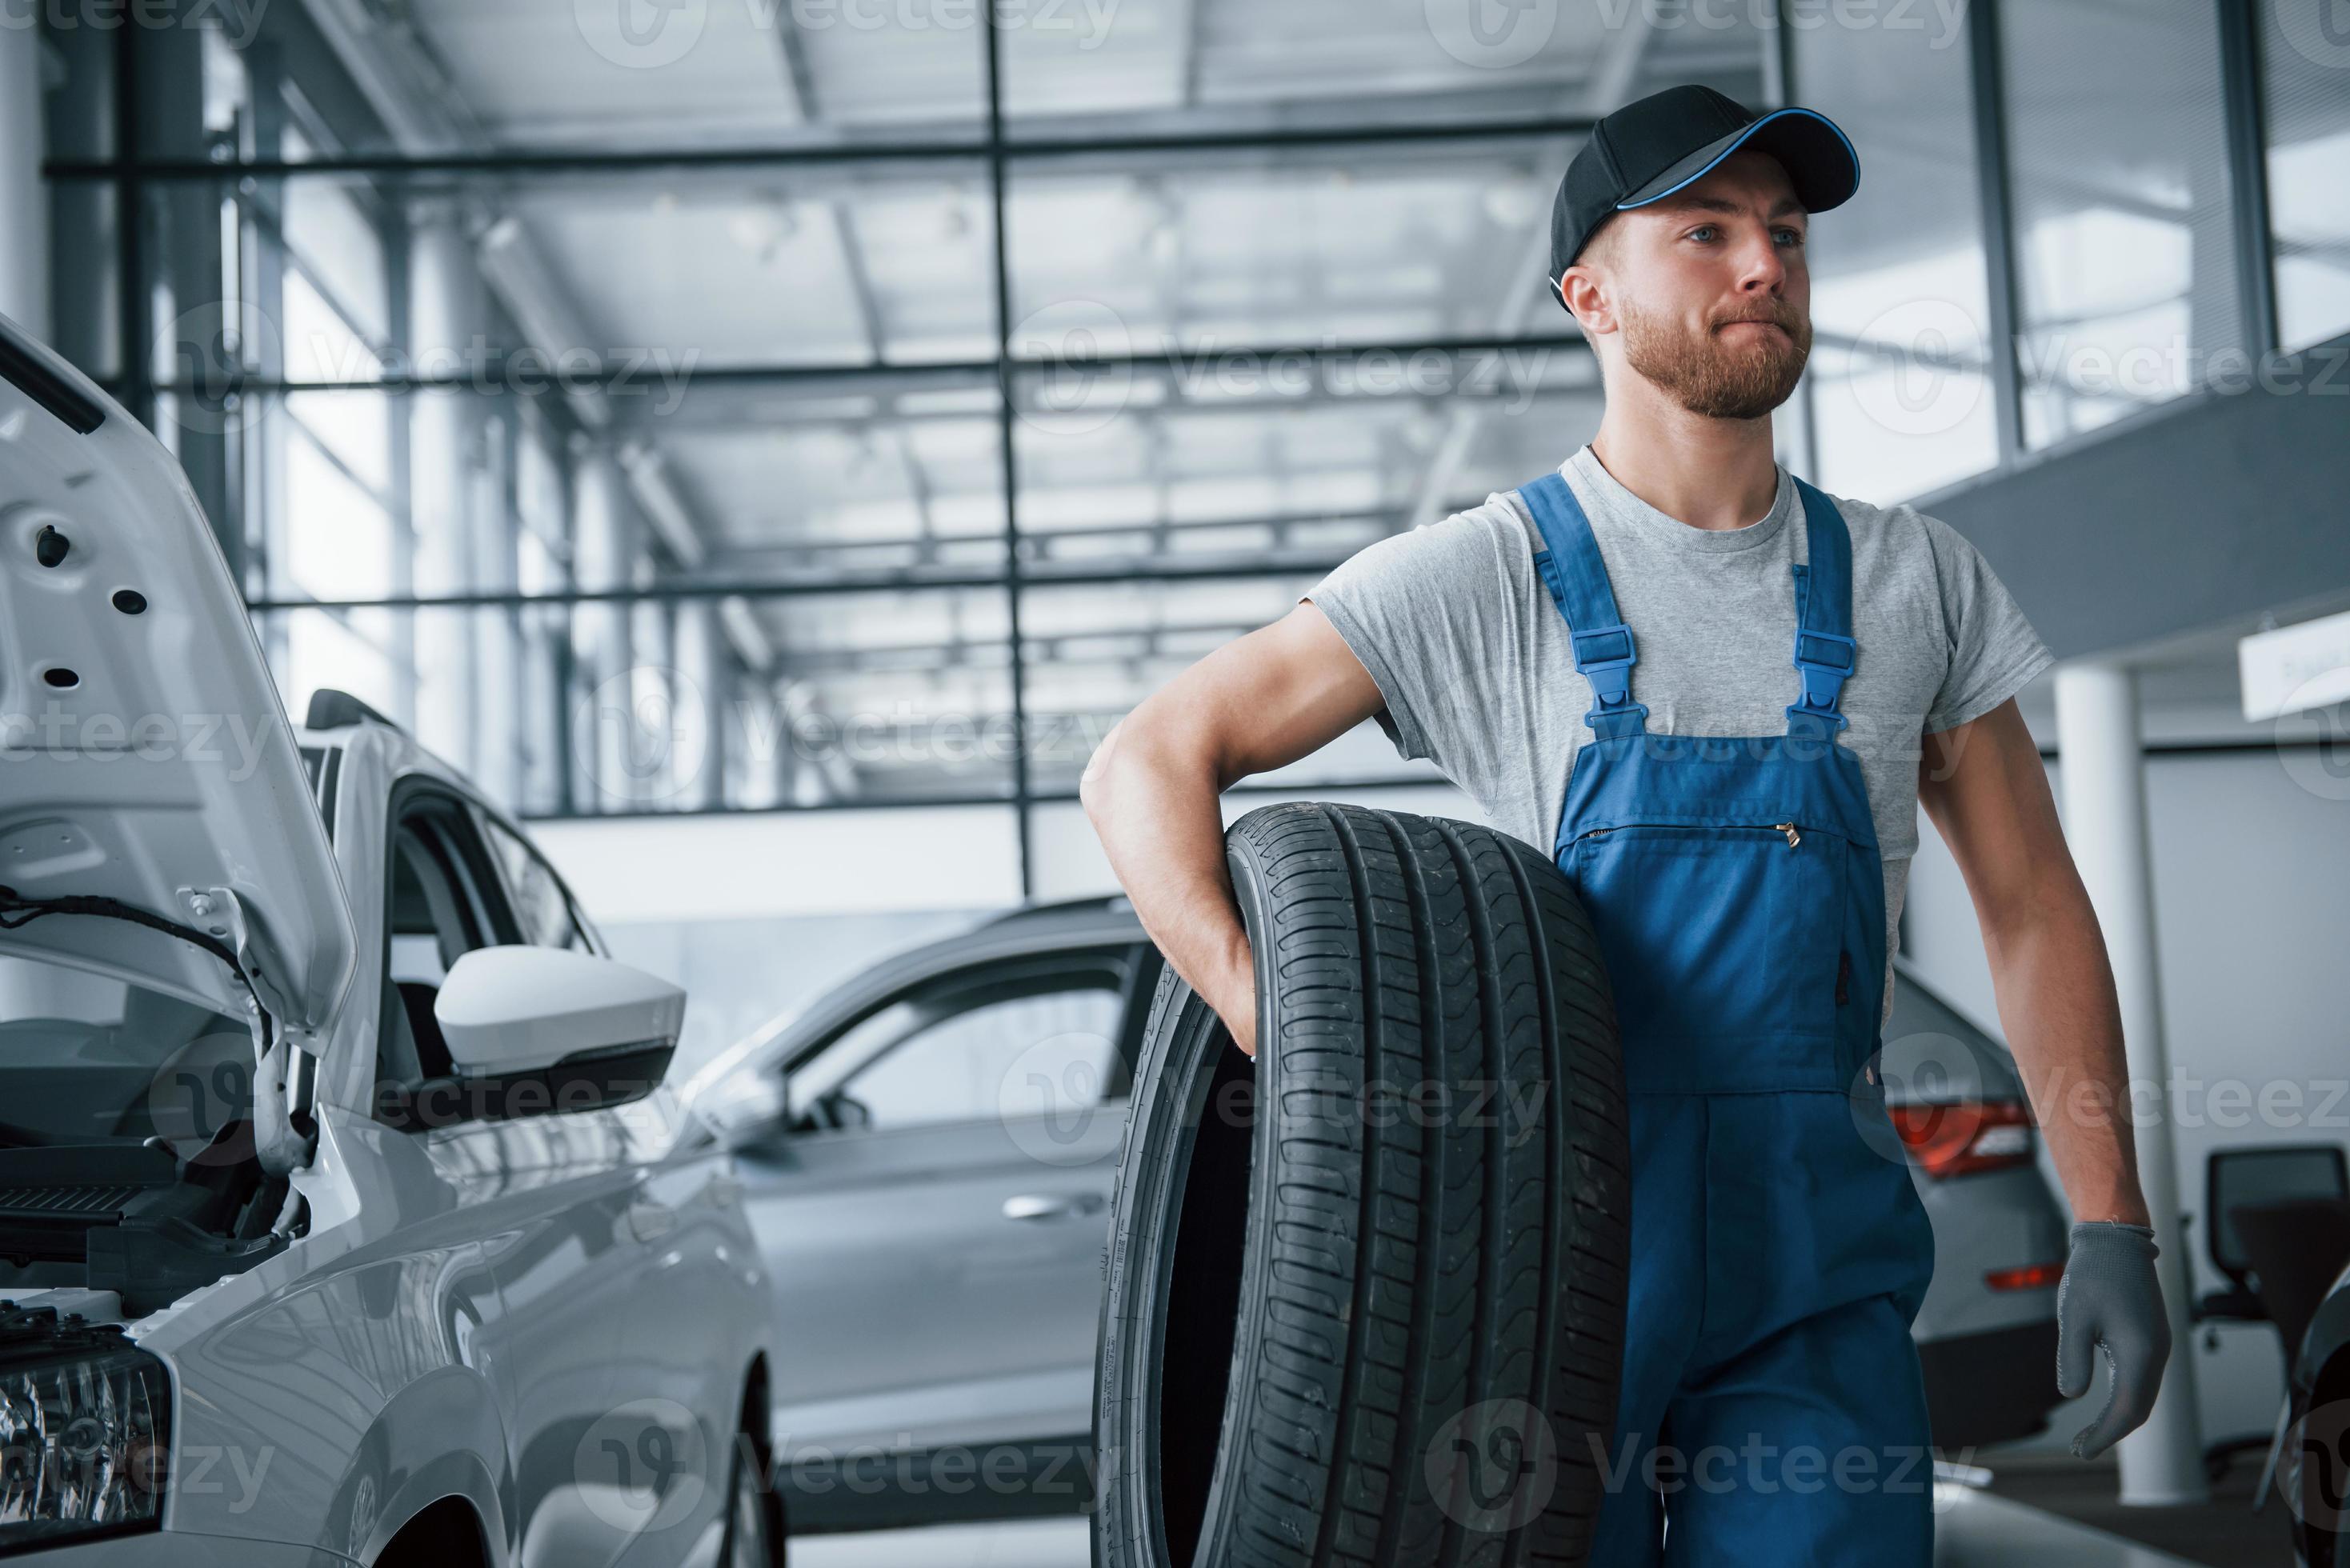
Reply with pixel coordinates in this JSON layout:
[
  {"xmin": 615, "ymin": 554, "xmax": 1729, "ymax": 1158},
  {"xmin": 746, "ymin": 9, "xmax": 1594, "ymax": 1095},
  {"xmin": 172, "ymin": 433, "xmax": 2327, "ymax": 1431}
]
[
  {"xmin": 1984, "ymin": 1453, "xmax": 2296, "ymax": 1568},
  {"xmin": 787, "ymin": 1481, "xmax": 2244, "ymax": 1566}
]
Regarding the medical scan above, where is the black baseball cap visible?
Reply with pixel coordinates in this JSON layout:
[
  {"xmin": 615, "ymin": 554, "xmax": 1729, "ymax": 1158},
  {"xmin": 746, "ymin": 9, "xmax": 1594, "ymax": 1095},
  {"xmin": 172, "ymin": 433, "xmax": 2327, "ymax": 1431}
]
[{"xmin": 1549, "ymin": 84, "xmax": 1860, "ymax": 310}]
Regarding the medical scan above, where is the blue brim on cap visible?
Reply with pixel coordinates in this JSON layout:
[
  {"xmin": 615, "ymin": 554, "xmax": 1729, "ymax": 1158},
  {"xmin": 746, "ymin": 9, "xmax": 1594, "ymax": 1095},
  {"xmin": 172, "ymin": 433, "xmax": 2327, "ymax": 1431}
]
[{"xmin": 1615, "ymin": 106, "xmax": 1861, "ymax": 213}]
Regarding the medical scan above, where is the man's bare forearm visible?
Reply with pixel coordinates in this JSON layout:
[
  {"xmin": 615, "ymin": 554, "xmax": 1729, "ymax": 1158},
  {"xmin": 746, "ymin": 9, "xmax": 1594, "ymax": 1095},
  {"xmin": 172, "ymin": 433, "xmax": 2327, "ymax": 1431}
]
[
  {"xmin": 1081, "ymin": 718, "xmax": 1259, "ymax": 1054},
  {"xmin": 1980, "ymin": 883, "xmax": 2152, "ymax": 1227},
  {"xmin": 1079, "ymin": 605, "xmax": 1386, "ymax": 1057}
]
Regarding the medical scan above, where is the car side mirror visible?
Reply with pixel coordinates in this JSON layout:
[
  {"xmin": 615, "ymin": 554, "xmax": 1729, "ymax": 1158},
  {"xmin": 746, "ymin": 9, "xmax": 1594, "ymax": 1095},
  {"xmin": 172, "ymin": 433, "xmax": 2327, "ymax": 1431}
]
[
  {"xmin": 796, "ymin": 1090, "xmax": 873, "ymax": 1135},
  {"xmin": 688, "ymin": 1068, "xmax": 794, "ymax": 1150},
  {"xmin": 407, "ymin": 947, "xmax": 686, "ymax": 1126}
]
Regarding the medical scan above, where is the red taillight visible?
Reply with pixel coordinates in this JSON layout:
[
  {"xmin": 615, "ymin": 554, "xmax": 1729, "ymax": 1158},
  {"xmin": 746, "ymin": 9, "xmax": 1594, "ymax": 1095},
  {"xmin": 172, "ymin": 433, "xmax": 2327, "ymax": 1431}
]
[
  {"xmin": 1888, "ymin": 1100, "xmax": 2036, "ymax": 1178},
  {"xmin": 1985, "ymin": 1262, "xmax": 2064, "ymax": 1292}
]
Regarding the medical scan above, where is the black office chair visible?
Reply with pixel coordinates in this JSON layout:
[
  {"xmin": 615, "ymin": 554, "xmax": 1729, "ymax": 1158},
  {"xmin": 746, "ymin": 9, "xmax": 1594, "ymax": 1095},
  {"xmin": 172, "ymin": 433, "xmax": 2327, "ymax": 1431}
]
[
  {"xmin": 2191, "ymin": 1145, "xmax": 2350, "ymax": 1490},
  {"xmin": 2235, "ymin": 1197, "xmax": 2350, "ymax": 1505}
]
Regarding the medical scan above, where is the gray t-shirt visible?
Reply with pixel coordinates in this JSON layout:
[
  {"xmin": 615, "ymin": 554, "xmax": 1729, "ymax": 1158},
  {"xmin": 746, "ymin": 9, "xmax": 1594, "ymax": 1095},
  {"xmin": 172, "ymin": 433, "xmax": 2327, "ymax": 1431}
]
[{"xmin": 1304, "ymin": 444, "xmax": 2054, "ymax": 1030}]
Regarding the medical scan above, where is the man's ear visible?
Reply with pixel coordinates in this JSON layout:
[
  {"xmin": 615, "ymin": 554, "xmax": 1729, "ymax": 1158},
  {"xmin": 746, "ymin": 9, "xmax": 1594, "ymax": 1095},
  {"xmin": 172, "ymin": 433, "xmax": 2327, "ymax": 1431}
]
[{"xmin": 1559, "ymin": 266, "xmax": 1612, "ymax": 335}]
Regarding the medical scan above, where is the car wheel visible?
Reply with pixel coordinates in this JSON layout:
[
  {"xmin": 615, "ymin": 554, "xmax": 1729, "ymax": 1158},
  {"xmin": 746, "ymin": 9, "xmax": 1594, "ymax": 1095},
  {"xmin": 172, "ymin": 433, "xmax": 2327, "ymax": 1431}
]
[
  {"xmin": 717, "ymin": 1419, "xmax": 785, "ymax": 1568},
  {"xmin": 1094, "ymin": 802, "xmax": 1631, "ymax": 1568}
]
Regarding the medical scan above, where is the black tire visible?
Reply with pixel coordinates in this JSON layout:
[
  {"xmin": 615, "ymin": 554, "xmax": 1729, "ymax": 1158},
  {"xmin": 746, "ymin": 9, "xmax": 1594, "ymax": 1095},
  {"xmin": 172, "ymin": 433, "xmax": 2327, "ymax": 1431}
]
[
  {"xmin": 1094, "ymin": 802, "xmax": 1631, "ymax": 1568},
  {"xmin": 719, "ymin": 1403, "xmax": 786, "ymax": 1567}
]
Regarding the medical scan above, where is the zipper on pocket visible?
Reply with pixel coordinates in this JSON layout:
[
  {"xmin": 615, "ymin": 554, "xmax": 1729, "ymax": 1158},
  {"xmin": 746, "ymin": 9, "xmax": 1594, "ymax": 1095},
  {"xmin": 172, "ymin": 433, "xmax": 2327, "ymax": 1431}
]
[
  {"xmin": 1835, "ymin": 949, "xmax": 1852, "ymax": 1006},
  {"xmin": 1583, "ymin": 820, "xmax": 1803, "ymax": 848}
]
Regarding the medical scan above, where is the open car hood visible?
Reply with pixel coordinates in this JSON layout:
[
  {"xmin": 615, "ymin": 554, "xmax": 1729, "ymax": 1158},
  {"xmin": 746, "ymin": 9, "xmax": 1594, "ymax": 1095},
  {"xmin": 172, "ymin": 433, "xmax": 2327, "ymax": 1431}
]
[{"xmin": 0, "ymin": 314, "xmax": 354, "ymax": 1036}]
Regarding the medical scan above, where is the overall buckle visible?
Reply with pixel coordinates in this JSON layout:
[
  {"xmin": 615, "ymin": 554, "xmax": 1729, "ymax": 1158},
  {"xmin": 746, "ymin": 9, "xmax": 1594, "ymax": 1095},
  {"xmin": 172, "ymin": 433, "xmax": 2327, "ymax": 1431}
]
[
  {"xmin": 1794, "ymin": 629, "xmax": 1856, "ymax": 674},
  {"xmin": 1788, "ymin": 626, "xmax": 1856, "ymax": 734},
  {"xmin": 1791, "ymin": 629, "xmax": 1856, "ymax": 712},
  {"xmin": 1571, "ymin": 623, "xmax": 1645, "ymax": 734}
]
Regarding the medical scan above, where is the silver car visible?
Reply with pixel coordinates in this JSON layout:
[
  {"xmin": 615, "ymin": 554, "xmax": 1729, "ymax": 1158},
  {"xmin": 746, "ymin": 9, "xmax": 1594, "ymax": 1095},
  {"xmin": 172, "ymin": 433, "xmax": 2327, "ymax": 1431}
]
[
  {"xmin": 0, "ymin": 315, "xmax": 780, "ymax": 1566},
  {"xmin": 689, "ymin": 894, "xmax": 2070, "ymax": 1530}
]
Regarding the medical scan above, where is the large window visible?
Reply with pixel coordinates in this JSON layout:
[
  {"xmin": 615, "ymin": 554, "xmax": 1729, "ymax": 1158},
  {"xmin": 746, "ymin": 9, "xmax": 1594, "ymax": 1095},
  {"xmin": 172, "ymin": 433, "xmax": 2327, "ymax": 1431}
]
[
  {"xmin": 1790, "ymin": 5, "xmax": 2000, "ymax": 500},
  {"xmin": 2260, "ymin": 0, "xmax": 2350, "ymax": 351},
  {"xmin": 1999, "ymin": 0, "xmax": 2246, "ymax": 450},
  {"xmin": 41, "ymin": 0, "xmax": 2318, "ymax": 892}
]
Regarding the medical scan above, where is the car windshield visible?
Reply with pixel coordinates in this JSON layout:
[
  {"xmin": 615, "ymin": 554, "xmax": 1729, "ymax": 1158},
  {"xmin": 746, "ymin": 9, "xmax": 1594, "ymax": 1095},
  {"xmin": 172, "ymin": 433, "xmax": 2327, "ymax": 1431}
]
[{"xmin": 0, "ymin": 953, "xmax": 254, "ymax": 1152}]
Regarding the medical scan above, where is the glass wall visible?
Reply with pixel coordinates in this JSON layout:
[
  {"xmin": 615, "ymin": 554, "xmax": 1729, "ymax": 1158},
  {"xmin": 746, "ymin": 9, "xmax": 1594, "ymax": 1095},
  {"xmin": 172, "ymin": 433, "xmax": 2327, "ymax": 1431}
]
[
  {"xmin": 39, "ymin": 0, "xmax": 2328, "ymax": 893},
  {"xmin": 1788, "ymin": 4, "xmax": 1999, "ymax": 499},
  {"xmin": 1999, "ymin": 0, "xmax": 2244, "ymax": 450},
  {"xmin": 2260, "ymin": 0, "xmax": 2350, "ymax": 350}
]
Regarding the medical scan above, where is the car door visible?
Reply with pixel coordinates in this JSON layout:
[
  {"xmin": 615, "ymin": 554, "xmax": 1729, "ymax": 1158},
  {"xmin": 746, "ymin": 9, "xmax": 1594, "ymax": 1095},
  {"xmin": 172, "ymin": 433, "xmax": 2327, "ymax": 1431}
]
[
  {"xmin": 474, "ymin": 805, "xmax": 750, "ymax": 1568},
  {"xmin": 735, "ymin": 943, "xmax": 1152, "ymax": 1471},
  {"xmin": 374, "ymin": 783, "xmax": 677, "ymax": 1563}
]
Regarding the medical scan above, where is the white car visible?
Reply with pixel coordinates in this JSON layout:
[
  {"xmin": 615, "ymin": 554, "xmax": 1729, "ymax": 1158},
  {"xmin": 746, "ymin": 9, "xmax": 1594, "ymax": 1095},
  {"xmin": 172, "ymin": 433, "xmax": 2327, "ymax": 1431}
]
[{"xmin": 0, "ymin": 316, "xmax": 782, "ymax": 1566}]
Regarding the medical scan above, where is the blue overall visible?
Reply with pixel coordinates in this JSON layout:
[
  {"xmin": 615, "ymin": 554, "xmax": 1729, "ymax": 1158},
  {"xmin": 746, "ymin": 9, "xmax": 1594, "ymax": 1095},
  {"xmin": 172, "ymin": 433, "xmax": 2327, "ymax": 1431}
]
[{"xmin": 1519, "ymin": 472, "xmax": 1938, "ymax": 1566}]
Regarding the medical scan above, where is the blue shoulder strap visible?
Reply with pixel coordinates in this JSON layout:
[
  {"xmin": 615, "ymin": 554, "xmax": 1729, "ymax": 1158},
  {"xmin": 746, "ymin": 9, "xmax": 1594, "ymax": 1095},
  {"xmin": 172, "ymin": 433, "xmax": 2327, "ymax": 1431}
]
[
  {"xmin": 1519, "ymin": 473, "xmax": 1648, "ymax": 739},
  {"xmin": 1786, "ymin": 476, "xmax": 1857, "ymax": 739}
]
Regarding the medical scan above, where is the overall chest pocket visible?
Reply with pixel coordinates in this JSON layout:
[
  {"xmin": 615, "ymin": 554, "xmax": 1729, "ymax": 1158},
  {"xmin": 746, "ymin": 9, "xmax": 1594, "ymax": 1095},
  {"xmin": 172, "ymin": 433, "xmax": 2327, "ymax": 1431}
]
[{"xmin": 1566, "ymin": 821, "xmax": 1852, "ymax": 1090}]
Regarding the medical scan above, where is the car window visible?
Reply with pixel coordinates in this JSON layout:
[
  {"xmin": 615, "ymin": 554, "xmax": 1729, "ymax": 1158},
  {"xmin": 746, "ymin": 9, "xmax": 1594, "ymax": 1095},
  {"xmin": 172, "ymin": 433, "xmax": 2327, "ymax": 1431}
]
[
  {"xmin": 481, "ymin": 816, "xmax": 593, "ymax": 953},
  {"xmin": 386, "ymin": 823, "xmax": 486, "ymax": 986},
  {"xmin": 815, "ymin": 966, "xmax": 1127, "ymax": 1136},
  {"xmin": 376, "ymin": 790, "xmax": 521, "ymax": 1117}
]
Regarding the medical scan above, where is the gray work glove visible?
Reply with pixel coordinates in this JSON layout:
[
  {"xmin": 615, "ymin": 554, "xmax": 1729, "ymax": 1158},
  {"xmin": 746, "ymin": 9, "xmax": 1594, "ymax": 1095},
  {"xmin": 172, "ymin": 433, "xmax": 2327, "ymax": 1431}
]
[{"xmin": 2055, "ymin": 1221, "xmax": 2172, "ymax": 1461}]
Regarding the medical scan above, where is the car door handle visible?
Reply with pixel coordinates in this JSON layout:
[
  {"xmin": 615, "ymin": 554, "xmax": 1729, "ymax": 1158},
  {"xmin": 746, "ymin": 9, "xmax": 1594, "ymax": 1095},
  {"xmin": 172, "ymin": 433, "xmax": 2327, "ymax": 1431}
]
[
  {"xmin": 1001, "ymin": 1193, "xmax": 1106, "ymax": 1223},
  {"xmin": 627, "ymin": 1200, "xmax": 679, "ymax": 1242}
]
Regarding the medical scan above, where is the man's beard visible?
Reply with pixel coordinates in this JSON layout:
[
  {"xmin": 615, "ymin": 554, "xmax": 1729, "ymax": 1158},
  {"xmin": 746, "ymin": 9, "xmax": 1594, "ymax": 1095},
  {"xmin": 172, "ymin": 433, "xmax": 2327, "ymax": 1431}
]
[{"xmin": 1619, "ymin": 299, "xmax": 1812, "ymax": 420}]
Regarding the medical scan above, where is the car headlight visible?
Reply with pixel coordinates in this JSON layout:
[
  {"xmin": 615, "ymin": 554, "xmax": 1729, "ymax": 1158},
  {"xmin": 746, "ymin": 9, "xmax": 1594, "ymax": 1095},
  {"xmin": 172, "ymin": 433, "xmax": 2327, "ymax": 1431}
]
[{"xmin": 0, "ymin": 1306, "xmax": 170, "ymax": 1552}]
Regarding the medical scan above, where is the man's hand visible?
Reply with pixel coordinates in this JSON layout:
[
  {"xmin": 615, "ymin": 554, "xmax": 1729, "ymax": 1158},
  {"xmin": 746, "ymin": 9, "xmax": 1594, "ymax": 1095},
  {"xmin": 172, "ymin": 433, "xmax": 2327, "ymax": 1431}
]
[
  {"xmin": 2055, "ymin": 1221, "xmax": 2172, "ymax": 1459},
  {"xmin": 1081, "ymin": 602, "xmax": 1384, "ymax": 1060},
  {"xmin": 1220, "ymin": 973, "xmax": 1259, "ymax": 1058}
]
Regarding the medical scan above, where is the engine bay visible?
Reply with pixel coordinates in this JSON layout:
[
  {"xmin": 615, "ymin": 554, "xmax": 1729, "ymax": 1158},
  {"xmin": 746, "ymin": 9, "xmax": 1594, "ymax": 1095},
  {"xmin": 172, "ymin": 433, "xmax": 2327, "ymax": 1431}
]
[{"xmin": 0, "ymin": 1131, "xmax": 294, "ymax": 1319}]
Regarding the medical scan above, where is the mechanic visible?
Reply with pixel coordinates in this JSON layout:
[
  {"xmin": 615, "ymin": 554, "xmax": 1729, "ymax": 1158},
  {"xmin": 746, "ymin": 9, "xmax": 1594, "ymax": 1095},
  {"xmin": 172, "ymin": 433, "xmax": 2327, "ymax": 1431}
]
[{"xmin": 1080, "ymin": 84, "xmax": 2173, "ymax": 1564}]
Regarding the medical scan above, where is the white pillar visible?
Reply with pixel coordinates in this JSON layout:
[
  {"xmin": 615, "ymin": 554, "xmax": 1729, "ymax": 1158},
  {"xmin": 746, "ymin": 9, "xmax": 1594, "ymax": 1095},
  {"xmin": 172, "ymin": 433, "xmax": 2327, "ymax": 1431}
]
[
  {"xmin": 2052, "ymin": 661, "xmax": 2206, "ymax": 1506},
  {"xmin": 672, "ymin": 598, "xmax": 725, "ymax": 812},
  {"xmin": 0, "ymin": 16, "xmax": 49, "ymax": 339},
  {"xmin": 410, "ymin": 208, "xmax": 478, "ymax": 767},
  {"xmin": 630, "ymin": 598, "xmax": 672, "ymax": 809},
  {"xmin": 470, "ymin": 430, "xmax": 522, "ymax": 808},
  {"xmin": 572, "ymin": 445, "xmax": 637, "ymax": 810}
]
